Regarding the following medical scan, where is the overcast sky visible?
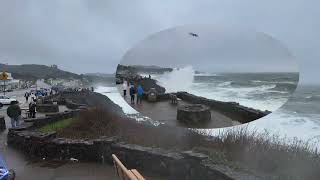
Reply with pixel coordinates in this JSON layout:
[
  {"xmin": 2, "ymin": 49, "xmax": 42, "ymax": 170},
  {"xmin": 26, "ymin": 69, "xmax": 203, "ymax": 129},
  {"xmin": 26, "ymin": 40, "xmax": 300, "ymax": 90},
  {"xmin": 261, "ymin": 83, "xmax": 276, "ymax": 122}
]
[
  {"xmin": 0, "ymin": 0, "xmax": 319, "ymax": 84},
  {"xmin": 121, "ymin": 25, "xmax": 298, "ymax": 73}
]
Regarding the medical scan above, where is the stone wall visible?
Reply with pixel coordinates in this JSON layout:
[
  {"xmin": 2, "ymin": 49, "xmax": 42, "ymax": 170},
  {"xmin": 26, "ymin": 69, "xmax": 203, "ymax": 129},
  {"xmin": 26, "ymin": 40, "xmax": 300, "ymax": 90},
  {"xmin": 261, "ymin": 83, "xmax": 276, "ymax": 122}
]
[
  {"xmin": 36, "ymin": 104, "xmax": 59, "ymax": 113},
  {"xmin": 7, "ymin": 128, "xmax": 259, "ymax": 180},
  {"xmin": 176, "ymin": 92, "xmax": 271, "ymax": 123},
  {"xmin": 141, "ymin": 93, "xmax": 171, "ymax": 102},
  {"xmin": 24, "ymin": 110, "xmax": 79, "ymax": 128}
]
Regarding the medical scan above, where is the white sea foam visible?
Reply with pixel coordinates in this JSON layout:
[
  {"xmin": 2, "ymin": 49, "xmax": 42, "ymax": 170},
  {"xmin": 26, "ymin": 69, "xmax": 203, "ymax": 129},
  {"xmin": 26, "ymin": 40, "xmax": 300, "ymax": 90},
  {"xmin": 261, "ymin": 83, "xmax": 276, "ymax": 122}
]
[
  {"xmin": 95, "ymin": 86, "xmax": 138, "ymax": 114},
  {"xmin": 155, "ymin": 66, "xmax": 195, "ymax": 92},
  {"xmin": 194, "ymin": 109, "xmax": 320, "ymax": 149},
  {"xmin": 194, "ymin": 73, "xmax": 219, "ymax": 76},
  {"xmin": 95, "ymin": 86, "xmax": 162, "ymax": 126},
  {"xmin": 217, "ymin": 81, "xmax": 232, "ymax": 87},
  {"xmin": 151, "ymin": 67, "xmax": 287, "ymax": 111},
  {"xmin": 186, "ymin": 83, "xmax": 285, "ymax": 111},
  {"xmin": 252, "ymin": 80, "xmax": 297, "ymax": 85}
]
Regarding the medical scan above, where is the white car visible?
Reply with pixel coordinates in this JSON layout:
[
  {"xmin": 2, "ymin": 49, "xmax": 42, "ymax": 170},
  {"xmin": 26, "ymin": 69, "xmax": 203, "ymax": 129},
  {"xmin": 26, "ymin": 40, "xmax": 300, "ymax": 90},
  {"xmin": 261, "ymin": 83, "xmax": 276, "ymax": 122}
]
[{"xmin": 0, "ymin": 95, "xmax": 18, "ymax": 105}]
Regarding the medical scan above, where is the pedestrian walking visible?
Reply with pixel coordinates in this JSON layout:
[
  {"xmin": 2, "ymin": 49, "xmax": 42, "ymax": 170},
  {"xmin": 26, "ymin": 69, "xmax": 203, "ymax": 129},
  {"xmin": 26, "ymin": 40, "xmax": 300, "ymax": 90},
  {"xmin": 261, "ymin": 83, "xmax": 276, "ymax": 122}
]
[
  {"xmin": 7, "ymin": 101, "xmax": 21, "ymax": 128},
  {"xmin": 24, "ymin": 92, "xmax": 29, "ymax": 102},
  {"xmin": 29, "ymin": 101, "xmax": 36, "ymax": 118}
]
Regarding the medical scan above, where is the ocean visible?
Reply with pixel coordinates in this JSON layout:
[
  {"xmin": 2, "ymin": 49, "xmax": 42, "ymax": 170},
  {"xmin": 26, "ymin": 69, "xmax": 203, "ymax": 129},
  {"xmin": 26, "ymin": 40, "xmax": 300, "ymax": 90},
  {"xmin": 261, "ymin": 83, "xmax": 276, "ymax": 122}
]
[{"xmin": 148, "ymin": 66, "xmax": 299, "ymax": 111}]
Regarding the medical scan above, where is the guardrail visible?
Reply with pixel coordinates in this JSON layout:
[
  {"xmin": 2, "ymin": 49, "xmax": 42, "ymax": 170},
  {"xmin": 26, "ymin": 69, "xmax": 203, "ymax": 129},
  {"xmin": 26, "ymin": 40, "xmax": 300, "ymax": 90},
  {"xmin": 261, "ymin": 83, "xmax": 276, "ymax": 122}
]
[{"xmin": 112, "ymin": 154, "xmax": 145, "ymax": 180}]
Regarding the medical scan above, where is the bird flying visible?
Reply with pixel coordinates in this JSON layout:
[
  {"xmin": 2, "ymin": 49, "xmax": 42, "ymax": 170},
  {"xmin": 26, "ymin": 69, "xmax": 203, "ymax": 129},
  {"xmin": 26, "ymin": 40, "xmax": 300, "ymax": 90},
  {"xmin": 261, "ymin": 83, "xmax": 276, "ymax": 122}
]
[{"xmin": 189, "ymin": 32, "xmax": 199, "ymax": 37}]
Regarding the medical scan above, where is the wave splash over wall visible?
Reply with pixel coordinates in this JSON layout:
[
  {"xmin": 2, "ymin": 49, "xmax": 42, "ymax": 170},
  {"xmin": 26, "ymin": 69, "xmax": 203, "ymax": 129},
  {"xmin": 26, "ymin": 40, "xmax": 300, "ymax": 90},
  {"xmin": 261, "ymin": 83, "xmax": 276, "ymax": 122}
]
[{"xmin": 156, "ymin": 66, "xmax": 195, "ymax": 93}]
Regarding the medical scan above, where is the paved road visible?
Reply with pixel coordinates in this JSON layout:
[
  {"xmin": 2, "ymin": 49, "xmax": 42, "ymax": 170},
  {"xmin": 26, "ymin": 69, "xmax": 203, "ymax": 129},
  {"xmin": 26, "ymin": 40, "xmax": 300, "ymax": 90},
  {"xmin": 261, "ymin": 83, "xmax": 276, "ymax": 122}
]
[{"xmin": 0, "ymin": 89, "xmax": 167, "ymax": 180}]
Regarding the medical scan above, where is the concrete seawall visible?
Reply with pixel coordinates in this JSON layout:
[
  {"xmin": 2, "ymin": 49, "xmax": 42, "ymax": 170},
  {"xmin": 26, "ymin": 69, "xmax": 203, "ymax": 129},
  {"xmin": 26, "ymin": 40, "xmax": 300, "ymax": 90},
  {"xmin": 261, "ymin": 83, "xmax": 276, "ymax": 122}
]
[{"xmin": 176, "ymin": 92, "xmax": 271, "ymax": 123}]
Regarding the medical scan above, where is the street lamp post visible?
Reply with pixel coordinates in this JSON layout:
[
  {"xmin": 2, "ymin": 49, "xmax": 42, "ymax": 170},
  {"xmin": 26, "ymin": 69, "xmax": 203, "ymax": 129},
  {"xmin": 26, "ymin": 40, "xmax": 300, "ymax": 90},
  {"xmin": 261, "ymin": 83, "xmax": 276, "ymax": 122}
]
[{"xmin": 3, "ymin": 80, "xmax": 5, "ymax": 96}]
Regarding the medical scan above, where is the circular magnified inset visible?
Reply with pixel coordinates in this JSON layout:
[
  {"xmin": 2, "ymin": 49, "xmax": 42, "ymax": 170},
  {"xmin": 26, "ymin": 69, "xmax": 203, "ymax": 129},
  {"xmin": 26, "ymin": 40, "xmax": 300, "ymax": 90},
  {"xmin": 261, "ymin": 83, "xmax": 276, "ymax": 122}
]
[{"xmin": 115, "ymin": 25, "xmax": 299, "ymax": 129}]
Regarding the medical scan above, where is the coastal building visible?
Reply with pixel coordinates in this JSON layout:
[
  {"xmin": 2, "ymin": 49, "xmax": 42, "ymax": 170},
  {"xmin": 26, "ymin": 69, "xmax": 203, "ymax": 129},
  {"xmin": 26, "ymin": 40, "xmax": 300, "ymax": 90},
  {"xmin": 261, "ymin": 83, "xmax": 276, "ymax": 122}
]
[{"xmin": 0, "ymin": 73, "xmax": 20, "ymax": 90}]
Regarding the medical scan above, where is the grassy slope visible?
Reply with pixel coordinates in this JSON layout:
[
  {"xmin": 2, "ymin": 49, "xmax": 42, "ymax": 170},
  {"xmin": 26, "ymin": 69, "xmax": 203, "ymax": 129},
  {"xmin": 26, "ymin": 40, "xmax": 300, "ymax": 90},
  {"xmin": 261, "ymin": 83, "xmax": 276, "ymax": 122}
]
[{"xmin": 37, "ymin": 118, "xmax": 76, "ymax": 133}]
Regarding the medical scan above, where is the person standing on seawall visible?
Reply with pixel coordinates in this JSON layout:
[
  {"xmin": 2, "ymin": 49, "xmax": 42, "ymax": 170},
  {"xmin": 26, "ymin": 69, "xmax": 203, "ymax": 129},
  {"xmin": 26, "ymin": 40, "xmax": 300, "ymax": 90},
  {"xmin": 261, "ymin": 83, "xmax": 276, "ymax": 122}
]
[
  {"xmin": 24, "ymin": 91, "xmax": 30, "ymax": 102},
  {"xmin": 136, "ymin": 85, "xmax": 144, "ymax": 104},
  {"xmin": 129, "ymin": 84, "xmax": 136, "ymax": 104},
  {"xmin": 7, "ymin": 101, "xmax": 21, "ymax": 128},
  {"xmin": 123, "ymin": 79, "xmax": 128, "ymax": 97},
  {"xmin": 29, "ymin": 101, "xmax": 37, "ymax": 118}
]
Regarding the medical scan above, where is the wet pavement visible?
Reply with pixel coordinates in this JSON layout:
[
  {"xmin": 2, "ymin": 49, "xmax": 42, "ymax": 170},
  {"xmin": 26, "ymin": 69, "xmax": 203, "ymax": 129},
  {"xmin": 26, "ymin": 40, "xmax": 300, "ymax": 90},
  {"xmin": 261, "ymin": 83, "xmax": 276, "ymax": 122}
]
[
  {"xmin": 119, "ymin": 87, "xmax": 240, "ymax": 128},
  {"xmin": 0, "ymin": 89, "xmax": 167, "ymax": 180}
]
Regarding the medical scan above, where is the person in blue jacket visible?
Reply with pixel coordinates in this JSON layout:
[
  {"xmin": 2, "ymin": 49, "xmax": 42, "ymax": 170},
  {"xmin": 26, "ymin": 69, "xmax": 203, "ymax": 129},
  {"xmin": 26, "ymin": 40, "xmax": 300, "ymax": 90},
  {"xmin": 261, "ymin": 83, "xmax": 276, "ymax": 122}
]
[{"xmin": 136, "ymin": 85, "xmax": 144, "ymax": 104}]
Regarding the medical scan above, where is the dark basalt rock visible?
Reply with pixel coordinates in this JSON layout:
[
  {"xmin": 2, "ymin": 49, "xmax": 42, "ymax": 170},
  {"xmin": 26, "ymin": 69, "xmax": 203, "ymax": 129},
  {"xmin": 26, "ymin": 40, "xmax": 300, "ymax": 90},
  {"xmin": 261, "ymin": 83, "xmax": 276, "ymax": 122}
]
[
  {"xmin": 136, "ymin": 78, "xmax": 166, "ymax": 93},
  {"xmin": 116, "ymin": 64, "xmax": 167, "ymax": 93}
]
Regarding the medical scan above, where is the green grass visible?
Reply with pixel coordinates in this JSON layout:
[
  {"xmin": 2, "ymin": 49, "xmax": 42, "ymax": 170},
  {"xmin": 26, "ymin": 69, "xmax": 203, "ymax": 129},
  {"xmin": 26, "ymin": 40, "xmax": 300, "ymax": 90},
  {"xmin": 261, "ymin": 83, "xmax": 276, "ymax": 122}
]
[
  {"xmin": 37, "ymin": 118, "xmax": 76, "ymax": 133},
  {"xmin": 193, "ymin": 147, "xmax": 241, "ymax": 170}
]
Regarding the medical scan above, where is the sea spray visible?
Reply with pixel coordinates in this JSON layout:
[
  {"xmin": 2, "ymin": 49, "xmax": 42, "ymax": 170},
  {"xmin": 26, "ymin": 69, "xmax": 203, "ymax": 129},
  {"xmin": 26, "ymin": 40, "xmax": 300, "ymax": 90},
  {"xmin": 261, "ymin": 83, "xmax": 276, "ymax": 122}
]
[
  {"xmin": 153, "ymin": 69, "xmax": 295, "ymax": 111},
  {"xmin": 155, "ymin": 66, "xmax": 195, "ymax": 92}
]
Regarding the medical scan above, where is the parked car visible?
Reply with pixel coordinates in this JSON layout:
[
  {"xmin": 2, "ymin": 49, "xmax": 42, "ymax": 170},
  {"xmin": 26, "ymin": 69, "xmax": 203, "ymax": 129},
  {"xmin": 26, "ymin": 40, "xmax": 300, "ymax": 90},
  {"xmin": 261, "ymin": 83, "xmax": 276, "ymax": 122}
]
[
  {"xmin": 0, "ymin": 155, "xmax": 9, "ymax": 180},
  {"xmin": 0, "ymin": 96, "xmax": 17, "ymax": 105}
]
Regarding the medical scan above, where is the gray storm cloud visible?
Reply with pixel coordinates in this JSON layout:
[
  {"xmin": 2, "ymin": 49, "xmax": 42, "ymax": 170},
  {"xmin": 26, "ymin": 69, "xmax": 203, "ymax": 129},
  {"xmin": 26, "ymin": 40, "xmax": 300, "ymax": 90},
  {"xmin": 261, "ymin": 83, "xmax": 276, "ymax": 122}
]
[
  {"xmin": 121, "ymin": 25, "xmax": 298, "ymax": 73},
  {"xmin": 0, "ymin": 0, "xmax": 319, "ymax": 84}
]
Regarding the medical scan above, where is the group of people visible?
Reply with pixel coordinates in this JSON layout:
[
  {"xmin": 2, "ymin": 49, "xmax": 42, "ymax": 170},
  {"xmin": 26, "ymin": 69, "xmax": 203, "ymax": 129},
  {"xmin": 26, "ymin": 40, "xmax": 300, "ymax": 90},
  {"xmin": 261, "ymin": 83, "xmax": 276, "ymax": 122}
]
[
  {"xmin": 7, "ymin": 91, "xmax": 40, "ymax": 128},
  {"xmin": 24, "ymin": 91, "xmax": 36, "ymax": 102},
  {"xmin": 122, "ymin": 80, "xmax": 144, "ymax": 104}
]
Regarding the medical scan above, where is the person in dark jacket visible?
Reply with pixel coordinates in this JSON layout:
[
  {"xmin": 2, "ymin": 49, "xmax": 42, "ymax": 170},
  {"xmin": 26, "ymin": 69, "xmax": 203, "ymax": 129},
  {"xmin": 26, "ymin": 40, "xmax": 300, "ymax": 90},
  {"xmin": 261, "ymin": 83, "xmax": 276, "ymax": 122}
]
[
  {"xmin": 24, "ymin": 92, "xmax": 29, "ymax": 102},
  {"xmin": 29, "ymin": 101, "xmax": 36, "ymax": 118},
  {"xmin": 129, "ymin": 84, "xmax": 136, "ymax": 104},
  {"xmin": 7, "ymin": 101, "xmax": 21, "ymax": 128}
]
